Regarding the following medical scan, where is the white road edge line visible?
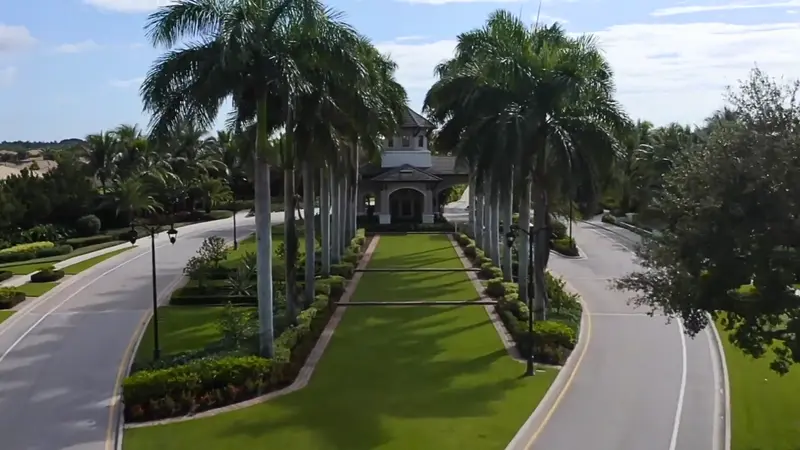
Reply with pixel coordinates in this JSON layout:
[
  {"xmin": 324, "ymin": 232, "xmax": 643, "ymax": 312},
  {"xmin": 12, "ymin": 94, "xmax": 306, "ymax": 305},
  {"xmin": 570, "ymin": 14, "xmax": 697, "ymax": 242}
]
[
  {"xmin": 669, "ymin": 319, "xmax": 688, "ymax": 450},
  {"xmin": 705, "ymin": 326, "xmax": 722, "ymax": 450},
  {"xmin": 0, "ymin": 246, "xmax": 162, "ymax": 365}
]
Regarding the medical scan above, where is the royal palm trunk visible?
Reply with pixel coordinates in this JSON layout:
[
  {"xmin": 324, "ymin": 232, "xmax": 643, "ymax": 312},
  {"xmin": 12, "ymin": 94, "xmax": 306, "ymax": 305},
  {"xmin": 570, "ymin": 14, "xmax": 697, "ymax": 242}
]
[
  {"xmin": 502, "ymin": 179, "xmax": 514, "ymax": 281},
  {"xmin": 518, "ymin": 178, "xmax": 532, "ymax": 309},
  {"xmin": 490, "ymin": 186, "xmax": 501, "ymax": 265},
  {"xmin": 320, "ymin": 167, "xmax": 331, "ymax": 276},
  {"xmin": 482, "ymin": 180, "xmax": 492, "ymax": 253},
  {"xmin": 468, "ymin": 173, "xmax": 476, "ymax": 237},
  {"xmin": 253, "ymin": 98, "xmax": 274, "ymax": 357},
  {"xmin": 532, "ymin": 182, "xmax": 549, "ymax": 321},
  {"xmin": 475, "ymin": 189, "xmax": 484, "ymax": 251},
  {"xmin": 303, "ymin": 161, "xmax": 316, "ymax": 304},
  {"xmin": 342, "ymin": 175, "xmax": 350, "ymax": 246},
  {"xmin": 284, "ymin": 168, "xmax": 299, "ymax": 322},
  {"xmin": 331, "ymin": 176, "xmax": 342, "ymax": 263}
]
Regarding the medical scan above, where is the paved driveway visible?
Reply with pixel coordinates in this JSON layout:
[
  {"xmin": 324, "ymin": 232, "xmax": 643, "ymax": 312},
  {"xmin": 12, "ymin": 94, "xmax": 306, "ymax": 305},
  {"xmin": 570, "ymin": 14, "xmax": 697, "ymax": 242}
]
[
  {"xmin": 527, "ymin": 219, "xmax": 723, "ymax": 450},
  {"xmin": 444, "ymin": 209, "xmax": 724, "ymax": 450},
  {"xmin": 0, "ymin": 213, "xmax": 274, "ymax": 450}
]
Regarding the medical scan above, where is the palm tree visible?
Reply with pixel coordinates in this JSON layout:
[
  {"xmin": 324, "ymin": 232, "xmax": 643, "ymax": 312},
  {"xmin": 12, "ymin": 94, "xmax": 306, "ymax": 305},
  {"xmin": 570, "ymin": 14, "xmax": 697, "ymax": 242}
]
[
  {"xmin": 84, "ymin": 132, "xmax": 119, "ymax": 194},
  {"xmin": 113, "ymin": 124, "xmax": 149, "ymax": 179},
  {"xmin": 141, "ymin": 0, "xmax": 375, "ymax": 356},
  {"xmin": 426, "ymin": 12, "xmax": 630, "ymax": 320},
  {"xmin": 109, "ymin": 176, "xmax": 161, "ymax": 225}
]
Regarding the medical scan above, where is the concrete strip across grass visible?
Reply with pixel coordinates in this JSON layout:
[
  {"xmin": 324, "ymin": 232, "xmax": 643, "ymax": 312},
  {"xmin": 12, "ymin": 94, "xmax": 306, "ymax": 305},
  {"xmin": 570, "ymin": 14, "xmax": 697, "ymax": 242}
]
[{"xmin": 123, "ymin": 233, "xmax": 557, "ymax": 450}]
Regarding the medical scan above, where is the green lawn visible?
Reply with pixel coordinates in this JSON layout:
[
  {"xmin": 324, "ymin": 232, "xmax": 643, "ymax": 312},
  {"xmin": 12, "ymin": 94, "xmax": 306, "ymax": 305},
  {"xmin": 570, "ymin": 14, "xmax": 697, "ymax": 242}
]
[
  {"xmin": 62, "ymin": 247, "xmax": 134, "ymax": 274},
  {"xmin": 134, "ymin": 306, "xmax": 255, "ymax": 365},
  {"xmin": 124, "ymin": 233, "xmax": 555, "ymax": 450},
  {"xmin": 0, "ymin": 310, "xmax": 13, "ymax": 324},
  {"xmin": 15, "ymin": 282, "xmax": 59, "ymax": 297},
  {"xmin": 368, "ymin": 234, "xmax": 465, "ymax": 269},
  {"xmin": 0, "ymin": 241, "xmax": 125, "ymax": 274},
  {"xmin": 720, "ymin": 324, "xmax": 800, "ymax": 450}
]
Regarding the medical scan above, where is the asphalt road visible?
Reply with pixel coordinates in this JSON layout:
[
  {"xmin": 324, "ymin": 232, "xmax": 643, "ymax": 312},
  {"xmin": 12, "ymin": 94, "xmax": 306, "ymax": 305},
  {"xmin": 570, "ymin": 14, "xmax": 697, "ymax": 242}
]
[
  {"xmin": 532, "ymin": 219, "xmax": 722, "ymax": 450},
  {"xmin": 0, "ymin": 212, "xmax": 269, "ymax": 450}
]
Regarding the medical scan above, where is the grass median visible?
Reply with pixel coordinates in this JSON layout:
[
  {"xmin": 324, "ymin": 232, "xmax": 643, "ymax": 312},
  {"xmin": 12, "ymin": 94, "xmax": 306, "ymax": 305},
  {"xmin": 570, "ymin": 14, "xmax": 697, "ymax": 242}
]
[
  {"xmin": 62, "ymin": 246, "xmax": 134, "ymax": 274},
  {"xmin": 720, "ymin": 324, "xmax": 800, "ymax": 450},
  {"xmin": 124, "ymin": 233, "xmax": 556, "ymax": 450}
]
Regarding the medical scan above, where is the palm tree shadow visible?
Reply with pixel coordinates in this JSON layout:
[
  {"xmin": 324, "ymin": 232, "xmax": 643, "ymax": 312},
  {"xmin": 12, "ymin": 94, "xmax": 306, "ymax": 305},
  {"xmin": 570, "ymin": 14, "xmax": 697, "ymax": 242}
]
[{"xmin": 218, "ymin": 306, "xmax": 526, "ymax": 449}]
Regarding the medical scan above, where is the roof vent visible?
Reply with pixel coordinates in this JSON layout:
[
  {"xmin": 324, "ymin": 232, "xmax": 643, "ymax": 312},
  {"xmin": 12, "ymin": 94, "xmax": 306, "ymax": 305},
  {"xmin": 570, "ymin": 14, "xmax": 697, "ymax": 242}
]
[{"xmin": 399, "ymin": 169, "xmax": 413, "ymax": 174}]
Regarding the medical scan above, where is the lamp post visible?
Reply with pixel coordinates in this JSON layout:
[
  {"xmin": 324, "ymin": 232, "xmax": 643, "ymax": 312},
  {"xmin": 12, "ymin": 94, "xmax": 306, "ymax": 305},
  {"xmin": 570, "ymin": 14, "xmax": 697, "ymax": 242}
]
[
  {"xmin": 504, "ymin": 223, "xmax": 535, "ymax": 376},
  {"xmin": 128, "ymin": 219, "xmax": 178, "ymax": 361}
]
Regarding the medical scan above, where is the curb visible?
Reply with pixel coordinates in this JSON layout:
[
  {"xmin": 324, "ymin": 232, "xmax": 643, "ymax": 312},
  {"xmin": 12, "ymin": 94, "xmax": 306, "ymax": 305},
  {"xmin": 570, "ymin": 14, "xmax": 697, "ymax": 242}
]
[
  {"xmin": 448, "ymin": 234, "xmax": 525, "ymax": 363},
  {"xmin": 503, "ymin": 271, "xmax": 591, "ymax": 450},
  {"xmin": 707, "ymin": 313, "xmax": 732, "ymax": 450},
  {"xmin": 121, "ymin": 235, "xmax": 381, "ymax": 430}
]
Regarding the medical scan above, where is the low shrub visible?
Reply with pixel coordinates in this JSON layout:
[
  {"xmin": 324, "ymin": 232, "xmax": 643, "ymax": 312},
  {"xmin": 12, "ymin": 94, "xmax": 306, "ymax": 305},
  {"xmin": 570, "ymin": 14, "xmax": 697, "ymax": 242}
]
[
  {"xmin": 316, "ymin": 276, "xmax": 345, "ymax": 299},
  {"xmin": 601, "ymin": 213, "xmax": 617, "ymax": 224},
  {"xmin": 492, "ymin": 270, "xmax": 582, "ymax": 365},
  {"xmin": 464, "ymin": 243, "xmax": 477, "ymax": 258},
  {"xmin": 34, "ymin": 244, "xmax": 73, "ymax": 258},
  {"xmin": 486, "ymin": 278, "xmax": 518, "ymax": 298},
  {"xmin": 550, "ymin": 218, "xmax": 567, "ymax": 240},
  {"xmin": 331, "ymin": 262, "xmax": 355, "ymax": 279},
  {"xmin": 64, "ymin": 234, "xmax": 116, "ymax": 249},
  {"xmin": 455, "ymin": 233, "xmax": 471, "ymax": 246},
  {"xmin": 123, "ymin": 294, "xmax": 333, "ymax": 422},
  {"xmin": 551, "ymin": 237, "xmax": 578, "ymax": 257},
  {"xmin": 479, "ymin": 262, "xmax": 503, "ymax": 279},
  {"xmin": 0, "ymin": 270, "xmax": 11, "ymax": 282},
  {"xmin": 208, "ymin": 210, "xmax": 234, "ymax": 220},
  {"xmin": 342, "ymin": 251, "xmax": 360, "ymax": 265},
  {"xmin": 75, "ymin": 214, "xmax": 102, "ymax": 237},
  {"xmin": 30, "ymin": 267, "xmax": 65, "ymax": 283},
  {"xmin": 0, "ymin": 241, "xmax": 54, "ymax": 255},
  {"xmin": 0, "ymin": 250, "xmax": 36, "ymax": 264},
  {"xmin": 0, "ymin": 288, "xmax": 26, "ymax": 309}
]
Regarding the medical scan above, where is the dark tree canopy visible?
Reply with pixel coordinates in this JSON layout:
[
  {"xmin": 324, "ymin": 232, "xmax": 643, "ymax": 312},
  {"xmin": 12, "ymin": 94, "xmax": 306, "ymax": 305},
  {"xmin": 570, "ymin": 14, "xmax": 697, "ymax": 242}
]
[{"xmin": 615, "ymin": 68, "xmax": 800, "ymax": 374}]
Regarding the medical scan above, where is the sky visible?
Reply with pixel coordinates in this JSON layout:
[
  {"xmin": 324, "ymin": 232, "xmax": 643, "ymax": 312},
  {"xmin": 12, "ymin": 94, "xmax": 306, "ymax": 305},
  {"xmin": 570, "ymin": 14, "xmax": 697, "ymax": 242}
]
[{"xmin": 0, "ymin": 0, "xmax": 798, "ymax": 141}]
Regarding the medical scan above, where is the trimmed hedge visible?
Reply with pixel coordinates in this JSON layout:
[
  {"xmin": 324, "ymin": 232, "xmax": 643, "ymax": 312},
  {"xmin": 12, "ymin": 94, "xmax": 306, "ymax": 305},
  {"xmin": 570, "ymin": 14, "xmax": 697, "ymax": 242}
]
[
  {"xmin": 30, "ymin": 267, "xmax": 65, "ymax": 283},
  {"xmin": 551, "ymin": 237, "xmax": 579, "ymax": 257},
  {"xmin": 64, "ymin": 234, "xmax": 116, "ymax": 249},
  {"xmin": 0, "ymin": 270, "xmax": 12, "ymax": 282},
  {"xmin": 0, "ymin": 289, "xmax": 26, "ymax": 309},
  {"xmin": 34, "ymin": 244, "xmax": 73, "ymax": 258},
  {"xmin": 75, "ymin": 214, "xmax": 102, "ymax": 237},
  {"xmin": 454, "ymin": 230, "xmax": 581, "ymax": 366},
  {"xmin": 123, "ymin": 294, "xmax": 334, "ymax": 422},
  {"xmin": 0, "ymin": 241, "xmax": 54, "ymax": 254}
]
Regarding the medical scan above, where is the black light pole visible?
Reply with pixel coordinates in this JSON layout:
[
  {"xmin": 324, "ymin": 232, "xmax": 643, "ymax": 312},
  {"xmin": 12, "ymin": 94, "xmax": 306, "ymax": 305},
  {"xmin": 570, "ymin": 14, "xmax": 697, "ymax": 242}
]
[
  {"xmin": 505, "ymin": 223, "xmax": 535, "ymax": 376},
  {"xmin": 128, "ymin": 219, "xmax": 178, "ymax": 361},
  {"xmin": 231, "ymin": 188, "xmax": 238, "ymax": 250}
]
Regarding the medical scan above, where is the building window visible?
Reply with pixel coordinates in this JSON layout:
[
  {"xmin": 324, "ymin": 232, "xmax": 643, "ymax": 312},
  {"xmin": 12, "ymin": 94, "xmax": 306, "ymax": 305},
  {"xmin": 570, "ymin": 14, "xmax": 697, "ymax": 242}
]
[
  {"xmin": 402, "ymin": 135, "xmax": 410, "ymax": 147},
  {"xmin": 418, "ymin": 135, "xmax": 424, "ymax": 147},
  {"xmin": 388, "ymin": 137, "xmax": 394, "ymax": 147}
]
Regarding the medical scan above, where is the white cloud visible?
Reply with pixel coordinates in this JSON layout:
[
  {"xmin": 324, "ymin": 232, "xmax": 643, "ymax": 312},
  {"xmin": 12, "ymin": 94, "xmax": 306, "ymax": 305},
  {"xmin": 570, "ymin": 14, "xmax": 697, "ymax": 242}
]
[
  {"xmin": 0, "ymin": 66, "xmax": 16, "ymax": 86},
  {"xmin": 109, "ymin": 76, "xmax": 144, "ymax": 88},
  {"xmin": 54, "ymin": 40, "xmax": 101, "ymax": 53},
  {"xmin": 533, "ymin": 13, "xmax": 569, "ymax": 24},
  {"xmin": 399, "ymin": 0, "xmax": 526, "ymax": 3},
  {"xmin": 0, "ymin": 25, "xmax": 36, "ymax": 53},
  {"xmin": 83, "ymin": 0, "xmax": 176, "ymax": 13},
  {"xmin": 379, "ymin": 21, "xmax": 800, "ymax": 126},
  {"xmin": 651, "ymin": 0, "xmax": 800, "ymax": 16}
]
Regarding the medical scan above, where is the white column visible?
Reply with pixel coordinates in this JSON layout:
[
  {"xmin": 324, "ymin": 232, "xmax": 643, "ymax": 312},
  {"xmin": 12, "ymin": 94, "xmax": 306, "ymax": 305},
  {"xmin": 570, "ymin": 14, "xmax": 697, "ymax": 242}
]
[
  {"xmin": 379, "ymin": 188, "xmax": 391, "ymax": 224},
  {"xmin": 422, "ymin": 189, "xmax": 434, "ymax": 223}
]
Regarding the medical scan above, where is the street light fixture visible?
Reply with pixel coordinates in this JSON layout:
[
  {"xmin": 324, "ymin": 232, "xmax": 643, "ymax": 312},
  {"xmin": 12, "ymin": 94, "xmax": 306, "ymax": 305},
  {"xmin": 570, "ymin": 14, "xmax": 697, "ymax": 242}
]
[
  {"xmin": 504, "ymin": 222, "xmax": 535, "ymax": 376},
  {"xmin": 128, "ymin": 218, "xmax": 178, "ymax": 361}
]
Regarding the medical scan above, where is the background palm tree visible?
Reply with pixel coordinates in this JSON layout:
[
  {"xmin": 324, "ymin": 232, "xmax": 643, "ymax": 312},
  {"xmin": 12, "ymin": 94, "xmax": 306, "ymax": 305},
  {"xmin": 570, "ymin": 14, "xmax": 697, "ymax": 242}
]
[
  {"xmin": 84, "ymin": 132, "xmax": 119, "ymax": 194},
  {"xmin": 426, "ymin": 12, "xmax": 630, "ymax": 321}
]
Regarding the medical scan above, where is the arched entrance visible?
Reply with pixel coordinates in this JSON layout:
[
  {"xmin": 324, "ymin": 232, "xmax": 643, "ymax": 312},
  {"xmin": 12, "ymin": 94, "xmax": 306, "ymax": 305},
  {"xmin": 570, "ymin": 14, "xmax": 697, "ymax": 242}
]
[{"xmin": 389, "ymin": 188, "xmax": 424, "ymax": 223}]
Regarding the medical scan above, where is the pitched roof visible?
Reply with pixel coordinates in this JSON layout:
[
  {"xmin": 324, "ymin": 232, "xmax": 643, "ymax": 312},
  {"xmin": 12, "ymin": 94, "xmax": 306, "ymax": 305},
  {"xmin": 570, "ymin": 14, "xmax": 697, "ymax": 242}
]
[
  {"xmin": 401, "ymin": 107, "xmax": 435, "ymax": 129},
  {"xmin": 360, "ymin": 156, "xmax": 469, "ymax": 177},
  {"xmin": 371, "ymin": 164, "xmax": 441, "ymax": 182}
]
